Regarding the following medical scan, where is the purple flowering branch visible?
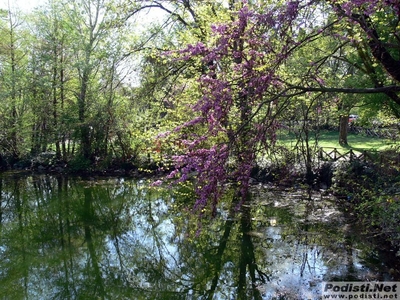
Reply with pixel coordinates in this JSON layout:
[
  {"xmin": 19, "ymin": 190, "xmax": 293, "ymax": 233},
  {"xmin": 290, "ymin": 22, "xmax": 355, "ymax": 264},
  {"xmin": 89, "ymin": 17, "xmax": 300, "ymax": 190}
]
[
  {"xmin": 159, "ymin": 0, "xmax": 400, "ymax": 216},
  {"xmin": 157, "ymin": 2, "xmax": 304, "ymax": 216}
]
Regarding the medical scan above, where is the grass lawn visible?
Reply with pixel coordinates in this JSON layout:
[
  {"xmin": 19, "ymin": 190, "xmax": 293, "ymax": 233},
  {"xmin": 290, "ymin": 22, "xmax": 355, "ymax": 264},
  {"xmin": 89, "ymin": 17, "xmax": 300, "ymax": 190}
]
[{"xmin": 277, "ymin": 130, "xmax": 399, "ymax": 153}]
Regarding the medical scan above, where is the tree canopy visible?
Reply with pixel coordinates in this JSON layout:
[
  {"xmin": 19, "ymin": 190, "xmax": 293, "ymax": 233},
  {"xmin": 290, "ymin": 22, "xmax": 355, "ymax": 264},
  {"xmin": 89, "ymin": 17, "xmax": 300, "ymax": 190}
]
[
  {"xmin": 0, "ymin": 0, "xmax": 399, "ymax": 214},
  {"xmin": 153, "ymin": 0, "xmax": 400, "ymax": 214}
]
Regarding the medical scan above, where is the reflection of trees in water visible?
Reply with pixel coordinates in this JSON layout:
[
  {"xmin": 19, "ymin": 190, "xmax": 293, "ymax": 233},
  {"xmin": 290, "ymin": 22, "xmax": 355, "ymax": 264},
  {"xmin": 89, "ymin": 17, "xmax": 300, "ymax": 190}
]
[
  {"xmin": 201, "ymin": 196, "xmax": 268, "ymax": 300},
  {"xmin": 246, "ymin": 188, "xmax": 381, "ymax": 298},
  {"xmin": 0, "ymin": 176, "xmax": 273, "ymax": 299},
  {"xmin": 0, "ymin": 176, "xmax": 131, "ymax": 299},
  {"xmin": 0, "ymin": 176, "xmax": 33, "ymax": 299},
  {"xmin": 237, "ymin": 204, "xmax": 268, "ymax": 300},
  {"xmin": 0, "ymin": 175, "xmax": 387, "ymax": 299}
]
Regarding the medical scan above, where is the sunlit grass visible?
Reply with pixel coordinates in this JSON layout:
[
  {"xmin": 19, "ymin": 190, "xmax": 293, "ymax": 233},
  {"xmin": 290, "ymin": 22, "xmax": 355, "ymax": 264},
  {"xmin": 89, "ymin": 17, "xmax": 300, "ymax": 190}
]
[{"xmin": 276, "ymin": 130, "xmax": 399, "ymax": 153}]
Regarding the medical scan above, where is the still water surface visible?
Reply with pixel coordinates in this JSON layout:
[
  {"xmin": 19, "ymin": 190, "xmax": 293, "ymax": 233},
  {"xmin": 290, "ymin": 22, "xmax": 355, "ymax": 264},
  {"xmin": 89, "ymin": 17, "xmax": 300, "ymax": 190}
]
[{"xmin": 0, "ymin": 174, "xmax": 395, "ymax": 299}]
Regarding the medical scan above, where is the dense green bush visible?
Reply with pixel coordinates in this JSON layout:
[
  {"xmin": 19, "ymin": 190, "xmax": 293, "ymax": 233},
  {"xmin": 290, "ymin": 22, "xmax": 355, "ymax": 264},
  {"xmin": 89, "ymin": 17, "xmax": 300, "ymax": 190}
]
[
  {"xmin": 68, "ymin": 155, "xmax": 92, "ymax": 173},
  {"xmin": 331, "ymin": 156, "xmax": 400, "ymax": 251}
]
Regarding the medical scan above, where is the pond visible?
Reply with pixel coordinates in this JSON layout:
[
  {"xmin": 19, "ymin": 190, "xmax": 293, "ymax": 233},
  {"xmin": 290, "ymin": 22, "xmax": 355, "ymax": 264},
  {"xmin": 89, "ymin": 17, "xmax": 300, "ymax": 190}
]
[{"xmin": 0, "ymin": 174, "xmax": 397, "ymax": 300}]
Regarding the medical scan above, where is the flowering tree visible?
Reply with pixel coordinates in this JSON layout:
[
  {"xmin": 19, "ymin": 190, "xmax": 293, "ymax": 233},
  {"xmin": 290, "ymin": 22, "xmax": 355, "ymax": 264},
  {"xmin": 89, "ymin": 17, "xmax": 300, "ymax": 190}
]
[
  {"xmin": 159, "ymin": 0, "xmax": 400, "ymax": 216},
  {"xmin": 158, "ymin": 2, "xmax": 302, "ymax": 216}
]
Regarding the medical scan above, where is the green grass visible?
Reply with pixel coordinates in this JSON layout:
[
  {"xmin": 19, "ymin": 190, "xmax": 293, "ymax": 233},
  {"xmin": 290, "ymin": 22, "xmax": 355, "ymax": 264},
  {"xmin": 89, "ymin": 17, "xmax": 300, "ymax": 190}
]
[{"xmin": 277, "ymin": 130, "xmax": 399, "ymax": 153}]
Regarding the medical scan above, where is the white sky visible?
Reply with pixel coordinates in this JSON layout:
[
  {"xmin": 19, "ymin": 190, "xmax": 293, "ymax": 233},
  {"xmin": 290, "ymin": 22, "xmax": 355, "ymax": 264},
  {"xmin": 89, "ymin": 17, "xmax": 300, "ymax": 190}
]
[
  {"xmin": 1, "ymin": 0, "xmax": 166, "ymax": 25},
  {"xmin": 0, "ymin": 0, "xmax": 44, "ymax": 11}
]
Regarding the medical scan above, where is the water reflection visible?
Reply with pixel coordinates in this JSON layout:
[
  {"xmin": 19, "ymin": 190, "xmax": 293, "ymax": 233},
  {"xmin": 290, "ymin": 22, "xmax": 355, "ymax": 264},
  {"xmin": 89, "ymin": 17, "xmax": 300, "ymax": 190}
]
[{"xmin": 0, "ymin": 175, "xmax": 394, "ymax": 299}]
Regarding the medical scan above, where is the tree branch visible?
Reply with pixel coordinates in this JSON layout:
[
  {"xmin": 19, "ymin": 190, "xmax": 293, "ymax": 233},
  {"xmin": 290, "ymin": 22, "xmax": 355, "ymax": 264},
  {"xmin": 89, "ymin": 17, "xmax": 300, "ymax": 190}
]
[
  {"xmin": 350, "ymin": 12, "xmax": 400, "ymax": 83},
  {"xmin": 236, "ymin": 84, "xmax": 400, "ymax": 138},
  {"xmin": 289, "ymin": 84, "xmax": 400, "ymax": 95}
]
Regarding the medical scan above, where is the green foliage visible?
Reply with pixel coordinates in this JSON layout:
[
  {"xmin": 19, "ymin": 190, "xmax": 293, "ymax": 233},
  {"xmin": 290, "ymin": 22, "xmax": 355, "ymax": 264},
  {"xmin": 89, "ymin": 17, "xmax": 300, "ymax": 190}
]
[
  {"xmin": 332, "ymin": 160, "xmax": 379, "ymax": 198},
  {"xmin": 68, "ymin": 155, "xmax": 92, "ymax": 173},
  {"xmin": 331, "ymin": 155, "xmax": 400, "ymax": 249}
]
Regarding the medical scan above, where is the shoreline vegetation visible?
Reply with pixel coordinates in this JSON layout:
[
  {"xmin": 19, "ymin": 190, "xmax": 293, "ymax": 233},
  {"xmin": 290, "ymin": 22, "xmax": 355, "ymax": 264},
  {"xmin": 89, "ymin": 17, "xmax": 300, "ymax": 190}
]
[
  {"xmin": 2, "ymin": 135, "xmax": 399, "ymax": 263},
  {"xmin": 4, "ymin": 129, "xmax": 398, "ymax": 175}
]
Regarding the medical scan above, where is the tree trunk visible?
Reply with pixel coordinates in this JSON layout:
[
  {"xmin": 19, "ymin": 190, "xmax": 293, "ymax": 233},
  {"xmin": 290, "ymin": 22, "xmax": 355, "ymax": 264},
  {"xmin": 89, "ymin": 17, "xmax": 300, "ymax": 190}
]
[
  {"xmin": 9, "ymin": 15, "xmax": 19, "ymax": 160},
  {"xmin": 339, "ymin": 115, "xmax": 348, "ymax": 145},
  {"xmin": 78, "ymin": 69, "xmax": 91, "ymax": 160}
]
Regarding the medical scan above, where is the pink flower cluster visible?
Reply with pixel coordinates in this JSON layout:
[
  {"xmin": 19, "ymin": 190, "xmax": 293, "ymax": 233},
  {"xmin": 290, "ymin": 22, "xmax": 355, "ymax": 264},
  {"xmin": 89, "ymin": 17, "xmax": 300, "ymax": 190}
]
[{"xmin": 163, "ymin": 2, "xmax": 304, "ymax": 215}]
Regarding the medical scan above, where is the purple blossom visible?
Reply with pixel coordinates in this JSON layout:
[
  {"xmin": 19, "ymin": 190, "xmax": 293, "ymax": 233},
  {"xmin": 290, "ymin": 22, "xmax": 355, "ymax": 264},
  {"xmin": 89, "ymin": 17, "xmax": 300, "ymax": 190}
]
[
  {"xmin": 211, "ymin": 24, "xmax": 228, "ymax": 34},
  {"xmin": 156, "ymin": 131, "xmax": 171, "ymax": 138},
  {"xmin": 185, "ymin": 42, "xmax": 207, "ymax": 55},
  {"xmin": 151, "ymin": 180, "xmax": 163, "ymax": 187},
  {"xmin": 286, "ymin": 1, "xmax": 299, "ymax": 20},
  {"xmin": 160, "ymin": 2, "xmax": 308, "ymax": 216},
  {"xmin": 315, "ymin": 77, "xmax": 325, "ymax": 86}
]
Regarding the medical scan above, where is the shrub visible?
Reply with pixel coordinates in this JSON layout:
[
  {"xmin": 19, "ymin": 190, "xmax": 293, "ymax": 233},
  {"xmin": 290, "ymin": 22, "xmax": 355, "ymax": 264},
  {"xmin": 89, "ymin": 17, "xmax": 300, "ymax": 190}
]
[
  {"xmin": 331, "ymin": 157, "xmax": 400, "ymax": 250},
  {"xmin": 68, "ymin": 155, "xmax": 92, "ymax": 173}
]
